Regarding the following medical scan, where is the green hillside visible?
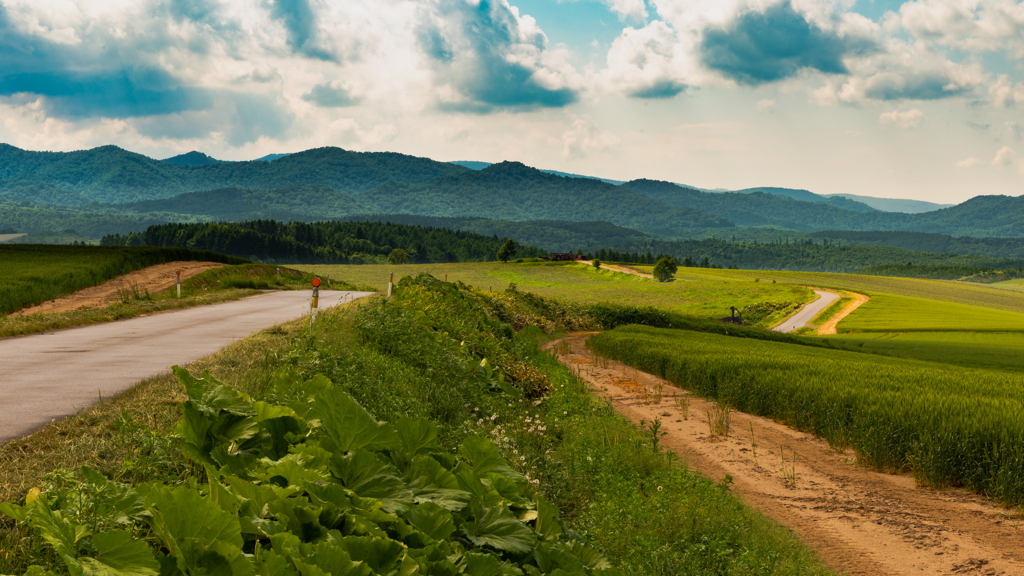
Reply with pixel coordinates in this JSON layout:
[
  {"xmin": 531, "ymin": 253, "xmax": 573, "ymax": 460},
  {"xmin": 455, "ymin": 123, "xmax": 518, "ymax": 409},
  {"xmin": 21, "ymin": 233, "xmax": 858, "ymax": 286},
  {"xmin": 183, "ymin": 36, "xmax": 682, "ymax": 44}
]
[
  {"xmin": 359, "ymin": 162, "xmax": 733, "ymax": 233},
  {"xmin": 0, "ymin": 144, "xmax": 467, "ymax": 204}
]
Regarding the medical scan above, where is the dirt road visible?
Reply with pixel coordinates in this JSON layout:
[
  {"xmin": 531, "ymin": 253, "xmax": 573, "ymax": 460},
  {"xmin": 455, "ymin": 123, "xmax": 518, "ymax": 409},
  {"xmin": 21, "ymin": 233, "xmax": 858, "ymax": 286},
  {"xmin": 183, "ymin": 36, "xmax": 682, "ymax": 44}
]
[
  {"xmin": 579, "ymin": 261, "xmax": 653, "ymax": 279},
  {"xmin": 0, "ymin": 234, "xmax": 26, "ymax": 243},
  {"xmin": 13, "ymin": 261, "xmax": 226, "ymax": 317},
  {"xmin": 548, "ymin": 333, "xmax": 1024, "ymax": 576},
  {"xmin": 0, "ymin": 290, "xmax": 374, "ymax": 442},
  {"xmin": 819, "ymin": 292, "xmax": 871, "ymax": 335}
]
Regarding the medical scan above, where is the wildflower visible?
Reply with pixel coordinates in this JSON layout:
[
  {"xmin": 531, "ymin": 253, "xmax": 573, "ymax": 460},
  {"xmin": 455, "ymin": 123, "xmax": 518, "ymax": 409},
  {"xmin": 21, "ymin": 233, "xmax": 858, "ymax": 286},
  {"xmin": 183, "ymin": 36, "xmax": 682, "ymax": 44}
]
[
  {"xmin": 563, "ymin": 411, "xmax": 568, "ymax": 415},
  {"xmin": 513, "ymin": 449, "xmax": 518, "ymax": 455},
  {"xmin": 520, "ymin": 456, "xmax": 525, "ymax": 461},
  {"xmin": 587, "ymin": 456, "xmax": 592, "ymax": 462},
  {"xmin": 657, "ymin": 486, "xmax": 663, "ymax": 492}
]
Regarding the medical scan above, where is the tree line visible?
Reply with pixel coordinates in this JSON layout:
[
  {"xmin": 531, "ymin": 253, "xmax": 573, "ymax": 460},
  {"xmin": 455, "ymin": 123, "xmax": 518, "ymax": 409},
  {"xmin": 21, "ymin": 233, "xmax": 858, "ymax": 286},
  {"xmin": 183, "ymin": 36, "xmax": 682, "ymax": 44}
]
[{"xmin": 100, "ymin": 219, "xmax": 547, "ymax": 264}]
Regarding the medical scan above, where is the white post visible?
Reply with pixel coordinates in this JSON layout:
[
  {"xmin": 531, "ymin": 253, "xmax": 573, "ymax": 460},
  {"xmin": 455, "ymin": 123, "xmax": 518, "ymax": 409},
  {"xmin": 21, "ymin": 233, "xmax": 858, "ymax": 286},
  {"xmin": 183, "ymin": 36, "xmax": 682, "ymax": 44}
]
[
  {"xmin": 387, "ymin": 273, "xmax": 394, "ymax": 298},
  {"xmin": 310, "ymin": 278, "xmax": 320, "ymax": 328},
  {"xmin": 176, "ymin": 270, "xmax": 181, "ymax": 298}
]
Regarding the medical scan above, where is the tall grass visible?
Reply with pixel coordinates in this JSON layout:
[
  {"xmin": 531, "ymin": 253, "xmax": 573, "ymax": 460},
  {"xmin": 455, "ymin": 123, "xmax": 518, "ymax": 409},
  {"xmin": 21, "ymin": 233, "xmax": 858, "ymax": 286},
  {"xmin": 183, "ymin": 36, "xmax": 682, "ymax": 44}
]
[
  {"xmin": 589, "ymin": 325, "xmax": 1024, "ymax": 506},
  {"xmin": 0, "ymin": 245, "xmax": 247, "ymax": 315}
]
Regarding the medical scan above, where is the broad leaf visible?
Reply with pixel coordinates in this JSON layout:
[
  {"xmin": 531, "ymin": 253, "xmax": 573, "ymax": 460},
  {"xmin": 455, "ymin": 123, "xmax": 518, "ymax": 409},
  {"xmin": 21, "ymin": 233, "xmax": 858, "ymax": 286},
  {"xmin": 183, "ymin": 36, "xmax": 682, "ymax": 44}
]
[
  {"xmin": 143, "ymin": 484, "xmax": 244, "ymax": 573},
  {"xmin": 460, "ymin": 553, "xmax": 503, "ymax": 576},
  {"xmin": 403, "ymin": 503, "xmax": 456, "ymax": 542},
  {"xmin": 395, "ymin": 419, "xmax": 439, "ymax": 459},
  {"xmin": 329, "ymin": 450, "xmax": 413, "ymax": 512},
  {"xmin": 311, "ymin": 389, "xmax": 400, "ymax": 453},
  {"xmin": 533, "ymin": 495, "xmax": 562, "ymax": 541},
  {"xmin": 333, "ymin": 536, "xmax": 405, "ymax": 576},
  {"xmin": 83, "ymin": 530, "xmax": 160, "ymax": 576},
  {"xmin": 461, "ymin": 506, "xmax": 536, "ymax": 554},
  {"xmin": 458, "ymin": 437, "xmax": 525, "ymax": 484},
  {"xmin": 29, "ymin": 502, "xmax": 90, "ymax": 564}
]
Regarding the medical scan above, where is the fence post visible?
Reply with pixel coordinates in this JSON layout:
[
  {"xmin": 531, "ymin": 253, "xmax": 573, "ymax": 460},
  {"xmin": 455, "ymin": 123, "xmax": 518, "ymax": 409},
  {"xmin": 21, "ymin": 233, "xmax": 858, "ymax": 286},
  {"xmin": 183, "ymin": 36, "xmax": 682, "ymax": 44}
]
[
  {"xmin": 176, "ymin": 270, "xmax": 181, "ymax": 298},
  {"xmin": 387, "ymin": 273, "xmax": 394, "ymax": 298}
]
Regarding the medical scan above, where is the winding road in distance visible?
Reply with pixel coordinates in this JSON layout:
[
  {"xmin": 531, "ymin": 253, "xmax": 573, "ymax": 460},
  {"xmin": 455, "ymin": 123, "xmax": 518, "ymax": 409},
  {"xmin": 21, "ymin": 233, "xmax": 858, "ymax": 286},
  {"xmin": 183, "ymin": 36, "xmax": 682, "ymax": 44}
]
[
  {"xmin": 0, "ymin": 290, "xmax": 373, "ymax": 443},
  {"xmin": 773, "ymin": 290, "xmax": 841, "ymax": 333}
]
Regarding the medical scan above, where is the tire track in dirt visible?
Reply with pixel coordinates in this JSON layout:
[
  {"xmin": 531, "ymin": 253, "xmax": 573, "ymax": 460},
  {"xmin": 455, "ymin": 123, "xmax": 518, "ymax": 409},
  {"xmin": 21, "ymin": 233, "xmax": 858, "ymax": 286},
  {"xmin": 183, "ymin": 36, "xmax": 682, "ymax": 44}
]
[
  {"xmin": 546, "ymin": 333, "xmax": 1024, "ymax": 576},
  {"xmin": 819, "ymin": 292, "xmax": 870, "ymax": 335},
  {"xmin": 12, "ymin": 261, "xmax": 226, "ymax": 317}
]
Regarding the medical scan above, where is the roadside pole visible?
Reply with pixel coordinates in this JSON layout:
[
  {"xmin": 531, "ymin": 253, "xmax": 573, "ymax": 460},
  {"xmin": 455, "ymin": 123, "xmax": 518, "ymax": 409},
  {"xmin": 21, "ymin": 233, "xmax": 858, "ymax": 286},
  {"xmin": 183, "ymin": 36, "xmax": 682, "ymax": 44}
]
[
  {"xmin": 387, "ymin": 273, "xmax": 394, "ymax": 298},
  {"xmin": 310, "ymin": 277, "xmax": 321, "ymax": 328},
  {"xmin": 176, "ymin": 270, "xmax": 181, "ymax": 298}
]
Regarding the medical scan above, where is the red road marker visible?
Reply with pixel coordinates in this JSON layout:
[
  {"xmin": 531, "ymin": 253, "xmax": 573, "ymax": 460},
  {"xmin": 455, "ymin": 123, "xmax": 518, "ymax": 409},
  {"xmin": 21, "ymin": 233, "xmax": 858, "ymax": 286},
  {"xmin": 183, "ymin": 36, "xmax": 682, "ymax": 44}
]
[{"xmin": 312, "ymin": 278, "xmax": 321, "ymax": 287}]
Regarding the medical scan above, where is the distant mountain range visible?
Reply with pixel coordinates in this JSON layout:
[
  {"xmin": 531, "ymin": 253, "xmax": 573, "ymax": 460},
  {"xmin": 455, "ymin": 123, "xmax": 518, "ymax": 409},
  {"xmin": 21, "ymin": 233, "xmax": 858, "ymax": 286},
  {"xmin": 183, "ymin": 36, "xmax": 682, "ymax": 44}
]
[{"xmin": 0, "ymin": 143, "xmax": 1021, "ymax": 245}]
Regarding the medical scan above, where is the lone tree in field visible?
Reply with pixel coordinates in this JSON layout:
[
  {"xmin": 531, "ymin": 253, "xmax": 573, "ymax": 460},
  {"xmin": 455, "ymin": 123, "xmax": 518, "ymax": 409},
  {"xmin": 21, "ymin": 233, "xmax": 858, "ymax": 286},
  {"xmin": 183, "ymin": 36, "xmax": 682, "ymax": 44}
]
[
  {"xmin": 497, "ymin": 239, "xmax": 517, "ymax": 263},
  {"xmin": 653, "ymin": 257, "xmax": 678, "ymax": 282},
  {"xmin": 388, "ymin": 248, "xmax": 410, "ymax": 264}
]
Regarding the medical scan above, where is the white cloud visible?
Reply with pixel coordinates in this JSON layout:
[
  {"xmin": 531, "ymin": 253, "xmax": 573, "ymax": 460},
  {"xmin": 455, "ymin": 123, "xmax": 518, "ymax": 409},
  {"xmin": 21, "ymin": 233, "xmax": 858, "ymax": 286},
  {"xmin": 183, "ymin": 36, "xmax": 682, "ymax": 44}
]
[
  {"xmin": 989, "ymin": 74, "xmax": 1024, "ymax": 108},
  {"xmin": 956, "ymin": 156, "xmax": 983, "ymax": 168},
  {"xmin": 600, "ymin": 0, "xmax": 648, "ymax": 22},
  {"xmin": 598, "ymin": 21, "xmax": 696, "ymax": 98},
  {"xmin": 755, "ymin": 98, "xmax": 776, "ymax": 111},
  {"xmin": 991, "ymin": 145, "xmax": 1018, "ymax": 166},
  {"xmin": 898, "ymin": 0, "xmax": 1024, "ymax": 56},
  {"xmin": 879, "ymin": 108, "xmax": 924, "ymax": 128},
  {"xmin": 811, "ymin": 37, "xmax": 985, "ymax": 105},
  {"xmin": 562, "ymin": 115, "xmax": 620, "ymax": 159}
]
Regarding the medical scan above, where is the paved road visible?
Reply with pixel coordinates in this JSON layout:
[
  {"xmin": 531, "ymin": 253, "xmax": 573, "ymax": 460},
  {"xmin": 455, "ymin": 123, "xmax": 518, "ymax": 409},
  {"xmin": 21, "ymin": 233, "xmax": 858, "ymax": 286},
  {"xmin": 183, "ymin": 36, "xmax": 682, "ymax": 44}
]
[
  {"xmin": 772, "ymin": 290, "xmax": 841, "ymax": 333},
  {"xmin": 0, "ymin": 290, "xmax": 373, "ymax": 443}
]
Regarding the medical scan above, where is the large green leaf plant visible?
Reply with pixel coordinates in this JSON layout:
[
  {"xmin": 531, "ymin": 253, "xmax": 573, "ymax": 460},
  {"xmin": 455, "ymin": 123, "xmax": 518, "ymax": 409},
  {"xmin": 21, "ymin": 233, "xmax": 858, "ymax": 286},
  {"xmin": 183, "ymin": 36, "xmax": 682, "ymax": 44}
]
[{"xmin": 2, "ymin": 368, "xmax": 619, "ymax": 576}]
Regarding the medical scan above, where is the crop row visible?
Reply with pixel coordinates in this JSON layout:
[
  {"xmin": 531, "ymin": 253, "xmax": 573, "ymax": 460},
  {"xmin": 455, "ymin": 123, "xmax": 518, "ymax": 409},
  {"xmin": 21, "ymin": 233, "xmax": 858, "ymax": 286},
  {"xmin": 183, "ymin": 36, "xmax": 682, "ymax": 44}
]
[{"xmin": 588, "ymin": 325, "xmax": 1024, "ymax": 506}]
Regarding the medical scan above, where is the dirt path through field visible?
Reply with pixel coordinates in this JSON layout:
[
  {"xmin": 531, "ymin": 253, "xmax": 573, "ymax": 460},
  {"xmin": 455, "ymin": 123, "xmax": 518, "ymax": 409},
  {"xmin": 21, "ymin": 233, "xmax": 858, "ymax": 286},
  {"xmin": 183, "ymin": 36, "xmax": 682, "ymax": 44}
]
[
  {"xmin": 0, "ymin": 234, "xmax": 26, "ymax": 243},
  {"xmin": 579, "ymin": 261, "xmax": 653, "ymax": 279},
  {"xmin": 547, "ymin": 333, "xmax": 1024, "ymax": 576},
  {"xmin": 819, "ymin": 292, "xmax": 871, "ymax": 335},
  {"xmin": 12, "ymin": 261, "xmax": 226, "ymax": 316}
]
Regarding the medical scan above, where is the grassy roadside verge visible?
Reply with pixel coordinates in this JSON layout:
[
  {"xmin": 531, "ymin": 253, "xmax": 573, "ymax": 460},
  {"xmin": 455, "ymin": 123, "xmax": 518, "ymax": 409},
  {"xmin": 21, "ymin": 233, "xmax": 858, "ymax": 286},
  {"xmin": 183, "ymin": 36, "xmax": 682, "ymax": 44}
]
[
  {"xmin": 0, "ymin": 264, "xmax": 370, "ymax": 340},
  {"xmin": 0, "ymin": 245, "xmax": 248, "ymax": 315},
  {"xmin": 0, "ymin": 276, "xmax": 835, "ymax": 575}
]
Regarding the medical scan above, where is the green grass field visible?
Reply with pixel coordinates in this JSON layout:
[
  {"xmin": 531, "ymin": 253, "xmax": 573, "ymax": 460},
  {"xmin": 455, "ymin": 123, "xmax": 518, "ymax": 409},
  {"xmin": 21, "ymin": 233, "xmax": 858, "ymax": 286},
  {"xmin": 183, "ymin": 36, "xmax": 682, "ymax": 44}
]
[
  {"xmin": 826, "ymin": 331, "xmax": 1024, "ymax": 372},
  {"xmin": 660, "ymin": 267, "xmax": 1024, "ymax": 315},
  {"xmin": 292, "ymin": 261, "xmax": 815, "ymax": 321},
  {"xmin": 837, "ymin": 293, "xmax": 1024, "ymax": 333},
  {"xmin": 589, "ymin": 324, "xmax": 1024, "ymax": 506},
  {"xmin": 0, "ymin": 245, "xmax": 246, "ymax": 315}
]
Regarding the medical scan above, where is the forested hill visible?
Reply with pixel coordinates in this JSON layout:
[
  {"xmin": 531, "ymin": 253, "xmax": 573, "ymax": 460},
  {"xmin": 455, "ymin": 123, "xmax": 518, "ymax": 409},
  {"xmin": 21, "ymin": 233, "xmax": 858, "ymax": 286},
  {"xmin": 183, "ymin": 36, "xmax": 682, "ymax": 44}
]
[
  {"xmin": 0, "ymin": 144, "xmax": 467, "ymax": 204},
  {"xmin": 624, "ymin": 179, "xmax": 1024, "ymax": 238},
  {"xmin": 623, "ymin": 179, "xmax": 907, "ymax": 230},
  {"xmin": 808, "ymin": 230, "xmax": 1024, "ymax": 259},
  {"xmin": 604, "ymin": 237, "xmax": 1024, "ymax": 273},
  {"xmin": 101, "ymin": 220, "xmax": 548, "ymax": 264},
  {"xmin": 119, "ymin": 162, "xmax": 734, "ymax": 234},
  {"xmin": 357, "ymin": 162, "xmax": 733, "ymax": 233}
]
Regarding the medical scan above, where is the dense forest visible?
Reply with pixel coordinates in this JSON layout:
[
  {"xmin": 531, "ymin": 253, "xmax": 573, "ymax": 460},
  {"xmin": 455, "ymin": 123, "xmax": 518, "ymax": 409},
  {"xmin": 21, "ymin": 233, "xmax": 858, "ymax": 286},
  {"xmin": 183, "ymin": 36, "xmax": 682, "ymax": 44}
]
[
  {"xmin": 100, "ymin": 220, "xmax": 548, "ymax": 264},
  {"xmin": 809, "ymin": 230, "xmax": 1024, "ymax": 259},
  {"xmin": 335, "ymin": 215, "xmax": 649, "ymax": 252},
  {"xmin": 602, "ymin": 237, "xmax": 1024, "ymax": 273},
  {"xmin": 0, "ymin": 144, "xmax": 467, "ymax": 204}
]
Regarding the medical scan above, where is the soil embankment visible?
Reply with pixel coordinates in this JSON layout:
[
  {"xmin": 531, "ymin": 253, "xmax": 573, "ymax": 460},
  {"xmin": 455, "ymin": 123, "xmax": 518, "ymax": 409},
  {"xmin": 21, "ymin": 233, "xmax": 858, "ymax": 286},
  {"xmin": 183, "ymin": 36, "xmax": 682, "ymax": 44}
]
[
  {"xmin": 12, "ymin": 261, "xmax": 226, "ymax": 316},
  {"xmin": 547, "ymin": 333, "xmax": 1024, "ymax": 576}
]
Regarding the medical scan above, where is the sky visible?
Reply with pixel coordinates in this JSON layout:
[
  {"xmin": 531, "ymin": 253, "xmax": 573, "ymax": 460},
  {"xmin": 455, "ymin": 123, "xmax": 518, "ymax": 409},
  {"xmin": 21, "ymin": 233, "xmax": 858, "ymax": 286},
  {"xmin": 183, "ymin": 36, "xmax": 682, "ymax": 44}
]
[{"xmin": 1, "ymin": 0, "xmax": 1023, "ymax": 204}]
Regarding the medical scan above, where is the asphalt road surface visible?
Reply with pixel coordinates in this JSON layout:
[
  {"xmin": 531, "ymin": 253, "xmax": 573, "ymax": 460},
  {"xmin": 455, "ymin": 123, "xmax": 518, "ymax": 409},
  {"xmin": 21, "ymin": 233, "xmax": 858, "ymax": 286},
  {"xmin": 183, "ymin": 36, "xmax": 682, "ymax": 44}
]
[
  {"xmin": 772, "ymin": 290, "xmax": 841, "ymax": 333},
  {"xmin": 0, "ymin": 290, "xmax": 373, "ymax": 443}
]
